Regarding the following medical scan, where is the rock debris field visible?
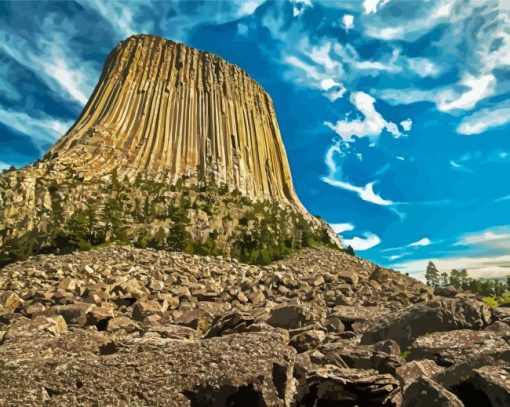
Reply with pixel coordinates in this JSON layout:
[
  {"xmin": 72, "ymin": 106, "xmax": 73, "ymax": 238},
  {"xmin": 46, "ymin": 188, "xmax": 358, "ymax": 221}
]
[{"xmin": 0, "ymin": 246, "xmax": 509, "ymax": 406}]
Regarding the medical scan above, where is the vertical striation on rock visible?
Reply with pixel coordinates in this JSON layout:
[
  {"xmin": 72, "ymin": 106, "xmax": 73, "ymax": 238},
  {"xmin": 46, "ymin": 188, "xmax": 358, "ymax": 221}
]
[
  {"xmin": 48, "ymin": 35, "xmax": 300, "ymax": 206},
  {"xmin": 0, "ymin": 34, "xmax": 341, "ymax": 264}
]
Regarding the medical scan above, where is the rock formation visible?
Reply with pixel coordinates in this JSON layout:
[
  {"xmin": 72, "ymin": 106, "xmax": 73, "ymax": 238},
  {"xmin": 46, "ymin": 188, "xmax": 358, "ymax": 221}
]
[
  {"xmin": 0, "ymin": 35, "xmax": 340, "ymax": 264},
  {"xmin": 1, "ymin": 34, "xmax": 508, "ymax": 405},
  {"xmin": 1, "ymin": 246, "xmax": 509, "ymax": 405},
  {"xmin": 48, "ymin": 35, "xmax": 300, "ymax": 205}
]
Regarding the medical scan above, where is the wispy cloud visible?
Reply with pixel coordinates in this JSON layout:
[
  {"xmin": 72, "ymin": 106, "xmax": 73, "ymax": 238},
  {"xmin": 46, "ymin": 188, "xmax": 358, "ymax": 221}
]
[
  {"xmin": 78, "ymin": 0, "xmax": 145, "ymax": 38},
  {"xmin": 409, "ymin": 237, "xmax": 431, "ymax": 247},
  {"xmin": 457, "ymin": 105, "xmax": 510, "ymax": 135},
  {"xmin": 0, "ymin": 18, "xmax": 97, "ymax": 106},
  {"xmin": 438, "ymin": 74, "xmax": 495, "ymax": 112},
  {"xmin": 325, "ymin": 91, "xmax": 401, "ymax": 143},
  {"xmin": 343, "ymin": 232, "xmax": 381, "ymax": 251},
  {"xmin": 330, "ymin": 223, "xmax": 355, "ymax": 234},
  {"xmin": 322, "ymin": 176, "xmax": 393, "ymax": 206},
  {"xmin": 455, "ymin": 227, "xmax": 510, "ymax": 249},
  {"xmin": 392, "ymin": 254, "xmax": 510, "ymax": 281},
  {"xmin": 0, "ymin": 107, "xmax": 72, "ymax": 150}
]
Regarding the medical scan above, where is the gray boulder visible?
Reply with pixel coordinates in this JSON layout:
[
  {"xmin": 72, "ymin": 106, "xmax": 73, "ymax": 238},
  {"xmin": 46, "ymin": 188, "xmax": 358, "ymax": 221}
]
[{"xmin": 361, "ymin": 298, "xmax": 492, "ymax": 348}]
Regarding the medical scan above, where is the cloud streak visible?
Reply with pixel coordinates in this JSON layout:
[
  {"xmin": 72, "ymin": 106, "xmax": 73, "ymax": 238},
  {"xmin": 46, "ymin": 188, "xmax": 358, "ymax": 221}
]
[{"xmin": 343, "ymin": 232, "xmax": 381, "ymax": 251}]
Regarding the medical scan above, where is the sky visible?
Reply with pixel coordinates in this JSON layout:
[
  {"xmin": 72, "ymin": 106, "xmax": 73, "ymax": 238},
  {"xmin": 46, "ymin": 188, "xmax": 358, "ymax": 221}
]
[{"xmin": 1, "ymin": 0, "xmax": 510, "ymax": 281}]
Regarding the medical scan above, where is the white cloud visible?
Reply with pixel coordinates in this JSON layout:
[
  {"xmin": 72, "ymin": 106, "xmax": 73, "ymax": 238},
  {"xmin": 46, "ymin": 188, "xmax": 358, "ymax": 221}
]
[
  {"xmin": 438, "ymin": 74, "xmax": 496, "ymax": 112},
  {"xmin": 79, "ymin": 0, "xmax": 140, "ymax": 38},
  {"xmin": 0, "ymin": 162, "xmax": 10, "ymax": 171},
  {"xmin": 285, "ymin": 42, "xmax": 346, "ymax": 102},
  {"xmin": 285, "ymin": 56, "xmax": 322, "ymax": 81},
  {"xmin": 324, "ymin": 91, "xmax": 400, "ymax": 143},
  {"xmin": 455, "ymin": 228, "xmax": 510, "ymax": 248},
  {"xmin": 0, "ymin": 19, "xmax": 97, "ymax": 106},
  {"xmin": 330, "ymin": 223, "xmax": 355, "ymax": 234},
  {"xmin": 363, "ymin": 0, "xmax": 389, "ymax": 15},
  {"xmin": 0, "ymin": 107, "xmax": 72, "ymax": 150},
  {"xmin": 396, "ymin": 156, "xmax": 405, "ymax": 161},
  {"xmin": 407, "ymin": 57, "xmax": 441, "ymax": 78},
  {"xmin": 322, "ymin": 176, "xmax": 393, "ymax": 206},
  {"xmin": 400, "ymin": 118, "xmax": 412, "ymax": 131},
  {"xmin": 343, "ymin": 232, "xmax": 381, "ymax": 251},
  {"xmin": 457, "ymin": 106, "xmax": 510, "ymax": 135},
  {"xmin": 364, "ymin": 0, "xmax": 454, "ymax": 40},
  {"xmin": 322, "ymin": 139, "xmax": 393, "ymax": 206},
  {"xmin": 388, "ymin": 254, "xmax": 404, "ymax": 261},
  {"xmin": 342, "ymin": 14, "xmax": 354, "ymax": 31},
  {"xmin": 409, "ymin": 237, "xmax": 431, "ymax": 247},
  {"xmin": 392, "ymin": 254, "xmax": 510, "ymax": 281},
  {"xmin": 320, "ymin": 79, "xmax": 346, "ymax": 101}
]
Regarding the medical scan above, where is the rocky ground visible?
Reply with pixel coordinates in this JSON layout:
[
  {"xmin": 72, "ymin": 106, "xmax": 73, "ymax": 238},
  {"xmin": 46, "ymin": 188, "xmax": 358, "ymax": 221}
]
[{"xmin": 0, "ymin": 245, "xmax": 509, "ymax": 406}]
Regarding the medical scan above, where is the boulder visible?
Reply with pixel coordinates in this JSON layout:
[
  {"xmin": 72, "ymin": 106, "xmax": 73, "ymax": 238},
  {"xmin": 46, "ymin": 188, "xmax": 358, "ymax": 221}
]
[
  {"xmin": 205, "ymin": 311, "xmax": 256, "ymax": 338},
  {"xmin": 402, "ymin": 377, "xmax": 463, "ymax": 407},
  {"xmin": 52, "ymin": 303, "xmax": 92, "ymax": 327},
  {"xmin": 0, "ymin": 291, "xmax": 23, "ymax": 312},
  {"xmin": 410, "ymin": 329, "xmax": 510, "ymax": 366},
  {"xmin": 361, "ymin": 298, "xmax": 492, "ymax": 348},
  {"xmin": 373, "ymin": 339, "xmax": 401, "ymax": 355},
  {"xmin": 289, "ymin": 329, "xmax": 326, "ymax": 353},
  {"xmin": 336, "ymin": 270, "xmax": 359, "ymax": 286},
  {"xmin": 319, "ymin": 341, "xmax": 404, "ymax": 375},
  {"xmin": 294, "ymin": 365, "xmax": 401, "ymax": 406},
  {"xmin": 434, "ymin": 286, "xmax": 458, "ymax": 298},
  {"xmin": 396, "ymin": 360, "xmax": 443, "ymax": 389},
  {"xmin": 266, "ymin": 303, "xmax": 314, "ymax": 330},
  {"xmin": 459, "ymin": 366, "xmax": 510, "ymax": 407},
  {"xmin": 330, "ymin": 305, "xmax": 389, "ymax": 332},
  {"xmin": 132, "ymin": 300, "xmax": 163, "ymax": 322}
]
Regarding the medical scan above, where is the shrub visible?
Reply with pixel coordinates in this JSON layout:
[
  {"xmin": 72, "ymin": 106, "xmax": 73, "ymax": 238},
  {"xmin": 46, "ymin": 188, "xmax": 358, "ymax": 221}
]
[{"xmin": 482, "ymin": 296, "xmax": 499, "ymax": 307}]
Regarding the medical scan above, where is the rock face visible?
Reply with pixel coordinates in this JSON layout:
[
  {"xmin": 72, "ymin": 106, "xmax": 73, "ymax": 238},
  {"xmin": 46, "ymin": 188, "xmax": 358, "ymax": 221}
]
[
  {"xmin": 48, "ymin": 35, "xmax": 299, "ymax": 205},
  {"xmin": 0, "ymin": 35, "xmax": 340, "ymax": 264}
]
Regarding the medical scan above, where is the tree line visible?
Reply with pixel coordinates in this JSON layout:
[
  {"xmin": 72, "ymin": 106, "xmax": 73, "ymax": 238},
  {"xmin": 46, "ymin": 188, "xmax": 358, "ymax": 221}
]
[{"xmin": 425, "ymin": 261, "xmax": 510, "ymax": 306}]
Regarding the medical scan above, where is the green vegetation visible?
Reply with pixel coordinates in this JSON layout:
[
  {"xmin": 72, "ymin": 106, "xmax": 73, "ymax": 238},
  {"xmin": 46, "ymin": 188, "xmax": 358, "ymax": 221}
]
[
  {"xmin": 426, "ymin": 261, "xmax": 510, "ymax": 305},
  {"xmin": 482, "ymin": 296, "xmax": 499, "ymax": 308},
  {"xmin": 0, "ymin": 171, "xmax": 338, "ymax": 266},
  {"xmin": 425, "ymin": 261, "xmax": 440, "ymax": 287}
]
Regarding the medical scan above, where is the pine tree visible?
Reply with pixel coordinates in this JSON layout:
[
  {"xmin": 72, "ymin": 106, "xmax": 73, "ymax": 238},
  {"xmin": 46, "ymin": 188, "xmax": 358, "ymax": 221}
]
[
  {"xmin": 425, "ymin": 261, "xmax": 440, "ymax": 286},
  {"xmin": 441, "ymin": 272, "xmax": 449, "ymax": 286}
]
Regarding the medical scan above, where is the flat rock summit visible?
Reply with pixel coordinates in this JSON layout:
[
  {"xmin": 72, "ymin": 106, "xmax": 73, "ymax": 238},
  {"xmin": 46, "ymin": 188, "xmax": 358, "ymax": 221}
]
[{"xmin": 0, "ymin": 35, "xmax": 509, "ymax": 406}]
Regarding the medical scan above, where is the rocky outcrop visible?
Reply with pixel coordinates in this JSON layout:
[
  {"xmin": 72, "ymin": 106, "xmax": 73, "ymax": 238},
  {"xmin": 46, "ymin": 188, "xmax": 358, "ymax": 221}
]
[
  {"xmin": 0, "ymin": 35, "xmax": 341, "ymax": 264},
  {"xmin": 360, "ymin": 298, "xmax": 493, "ymax": 348},
  {"xmin": 48, "ymin": 35, "xmax": 300, "ymax": 205},
  {"xmin": 2, "ymin": 245, "xmax": 508, "ymax": 404},
  {"xmin": 0, "ymin": 329, "xmax": 295, "ymax": 406},
  {"xmin": 402, "ymin": 377, "xmax": 463, "ymax": 407},
  {"xmin": 409, "ymin": 329, "xmax": 510, "ymax": 366}
]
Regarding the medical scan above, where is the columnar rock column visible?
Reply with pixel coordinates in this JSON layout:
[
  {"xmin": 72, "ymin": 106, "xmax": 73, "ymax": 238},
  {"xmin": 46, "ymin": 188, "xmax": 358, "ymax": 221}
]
[{"xmin": 48, "ymin": 34, "xmax": 301, "ymax": 206}]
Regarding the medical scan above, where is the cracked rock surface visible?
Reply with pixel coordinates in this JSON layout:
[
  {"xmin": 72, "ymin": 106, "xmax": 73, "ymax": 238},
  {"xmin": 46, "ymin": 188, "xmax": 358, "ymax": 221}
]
[{"xmin": 0, "ymin": 245, "xmax": 509, "ymax": 405}]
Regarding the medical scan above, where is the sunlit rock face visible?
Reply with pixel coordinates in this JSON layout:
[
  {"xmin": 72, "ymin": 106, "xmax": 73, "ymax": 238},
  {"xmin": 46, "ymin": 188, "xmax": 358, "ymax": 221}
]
[
  {"xmin": 48, "ymin": 34, "xmax": 300, "ymax": 206},
  {"xmin": 0, "ymin": 34, "xmax": 341, "ymax": 264}
]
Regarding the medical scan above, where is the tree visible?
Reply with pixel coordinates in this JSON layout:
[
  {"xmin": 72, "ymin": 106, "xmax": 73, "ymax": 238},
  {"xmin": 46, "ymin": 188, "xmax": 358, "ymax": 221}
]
[
  {"xmin": 450, "ymin": 269, "xmax": 461, "ymax": 289},
  {"xmin": 425, "ymin": 261, "xmax": 440, "ymax": 286},
  {"xmin": 441, "ymin": 272, "xmax": 449, "ymax": 286}
]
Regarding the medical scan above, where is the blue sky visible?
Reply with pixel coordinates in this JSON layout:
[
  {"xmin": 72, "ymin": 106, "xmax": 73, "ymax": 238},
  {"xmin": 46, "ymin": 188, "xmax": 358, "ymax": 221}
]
[{"xmin": 1, "ymin": 0, "xmax": 510, "ymax": 280}]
